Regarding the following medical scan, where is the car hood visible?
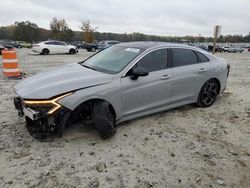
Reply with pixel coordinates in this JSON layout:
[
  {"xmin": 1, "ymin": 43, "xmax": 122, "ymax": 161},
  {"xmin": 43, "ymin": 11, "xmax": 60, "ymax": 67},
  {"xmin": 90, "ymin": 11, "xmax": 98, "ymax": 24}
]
[{"xmin": 14, "ymin": 63, "xmax": 113, "ymax": 99}]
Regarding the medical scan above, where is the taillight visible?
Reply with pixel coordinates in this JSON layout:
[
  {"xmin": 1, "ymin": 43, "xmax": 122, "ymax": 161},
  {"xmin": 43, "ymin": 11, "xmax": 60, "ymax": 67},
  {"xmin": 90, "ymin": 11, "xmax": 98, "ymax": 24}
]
[{"xmin": 32, "ymin": 44, "xmax": 39, "ymax": 47}]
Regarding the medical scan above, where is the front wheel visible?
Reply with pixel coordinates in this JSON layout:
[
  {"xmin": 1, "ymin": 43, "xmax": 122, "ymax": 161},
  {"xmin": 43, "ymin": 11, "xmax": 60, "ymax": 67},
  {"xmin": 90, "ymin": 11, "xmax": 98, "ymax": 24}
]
[
  {"xmin": 197, "ymin": 79, "xmax": 219, "ymax": 107},
  {"xmin": 41, "ymin": 48, "xmax": 49, "ymax": 55},
  {"xmin": 93, "ymin": 101, "xmax": 116, "ymax": 139},
  {"xmin": 69, "ymin": 49, "xmax": 76, "ymax": 54}
]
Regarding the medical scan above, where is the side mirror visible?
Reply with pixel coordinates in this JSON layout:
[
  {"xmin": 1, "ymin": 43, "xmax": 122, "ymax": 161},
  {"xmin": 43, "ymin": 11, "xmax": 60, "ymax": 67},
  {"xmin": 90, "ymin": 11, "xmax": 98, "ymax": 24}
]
[{"xmin": 130, "ymin": 67, "xmax": 149, "ymax": 80}]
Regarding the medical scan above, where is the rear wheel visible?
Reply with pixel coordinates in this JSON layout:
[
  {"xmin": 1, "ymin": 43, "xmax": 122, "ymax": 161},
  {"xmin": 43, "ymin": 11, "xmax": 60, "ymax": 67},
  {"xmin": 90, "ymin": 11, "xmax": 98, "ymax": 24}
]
[
  {"xmin": 41, "ymin": 48, "xmax": 49, "ymax": 55},
  {"xmin": 197, "ymin": 79, "xmax": 219, "ymax": 107},
  {"xmin": 93, "ymin": 101, "xmax": 116, "ymax": 139}
]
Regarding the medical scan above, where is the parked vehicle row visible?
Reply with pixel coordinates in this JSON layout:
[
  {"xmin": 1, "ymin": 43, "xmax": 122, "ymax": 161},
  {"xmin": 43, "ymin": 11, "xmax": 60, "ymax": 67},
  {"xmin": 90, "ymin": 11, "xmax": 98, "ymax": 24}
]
[
  {"xmin": 1, "ymin": 39, "xmax": 120, "ymax": 55},
  {"xmin": 1, "ymin": 39, "xmax": 247, "ymax": 56},
  {"xmin": 222, "ymin": 46, "xmax": 244, "ymax": 53},
  {"xmin": 74, "ymin": 42, "xmax": 97, "ymax": 52},
  {"xmin": 0, "ymin": 44, "xmax": 14, "ymax": 55},
  {"xmin": 0, "ymin": 39, "xmax": 32, "ymax": 49},
  {"xmin": 13, "ymin": 42, "xmax": 230, "ymax": 140},
  {"xmin": 97, "ymin": 40, "xmax": 120, "ymax": 50},
  {"xmin": 74, "ymin": 40, "xmax": 120, "ymax": 52},
  {"xmin": 18, "ymin": 41, "xmax": 32, "ymax": 48},
  {"xmin": 196, "ymin": 44, "xmax": 245, "ymax": 53},
  {"xmin": 85, "ymin": 43, "xmax": 98, "ymax": 52},
  {"xmin": 0, "ymin": 39, "xmax": 21, "ymax": 48}
]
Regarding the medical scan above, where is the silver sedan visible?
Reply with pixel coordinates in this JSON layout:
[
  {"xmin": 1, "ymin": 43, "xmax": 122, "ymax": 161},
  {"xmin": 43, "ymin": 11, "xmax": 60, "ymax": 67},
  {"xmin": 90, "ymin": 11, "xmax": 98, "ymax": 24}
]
[{"xmin": 14, "ymin": 42, "xmax": 230, "ymax": 140}]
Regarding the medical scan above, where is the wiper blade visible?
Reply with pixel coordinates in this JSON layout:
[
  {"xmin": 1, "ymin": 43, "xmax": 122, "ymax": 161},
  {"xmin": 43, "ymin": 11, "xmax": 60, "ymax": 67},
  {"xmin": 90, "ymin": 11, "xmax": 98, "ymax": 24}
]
[{"xmin": 82, "ymin": 64, "xmax": 97, "ymax": 71}]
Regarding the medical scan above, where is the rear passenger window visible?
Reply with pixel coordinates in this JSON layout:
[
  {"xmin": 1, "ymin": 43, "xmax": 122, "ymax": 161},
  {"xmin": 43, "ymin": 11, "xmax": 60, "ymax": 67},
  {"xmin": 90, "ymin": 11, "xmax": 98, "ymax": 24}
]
[
  {"xmin": 195, "ymin": 51, "xmax": 209, "ymax": 62},
  {"xmin": 56, "ymin": 42, "xmax": 65, "ymax": 45},
  {"xmin": 136, "ymin": 49, "xmax": 167, "ymax": 72},
  {"xmin": 45, "ymin": 42, "xmax": 56, "ymax": 45},
  {"xmin": 172, "ymin": 48, "xmax": 198, "ymax": 67}
]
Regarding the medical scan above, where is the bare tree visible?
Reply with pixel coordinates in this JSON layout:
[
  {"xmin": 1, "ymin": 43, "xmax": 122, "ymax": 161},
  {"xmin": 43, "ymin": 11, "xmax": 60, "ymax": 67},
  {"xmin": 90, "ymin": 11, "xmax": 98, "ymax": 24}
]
[
  {"xmin": 50, "ymin": 17, "xmax": 74, "ymax": 41},
  {"xmin": 80, "ymin": 20, "xmax": 98, "ymax": 43}
]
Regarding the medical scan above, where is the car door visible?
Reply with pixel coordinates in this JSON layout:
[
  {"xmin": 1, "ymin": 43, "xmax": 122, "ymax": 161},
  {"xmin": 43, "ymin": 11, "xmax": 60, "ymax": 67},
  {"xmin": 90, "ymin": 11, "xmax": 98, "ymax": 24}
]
[
  {"xmin": 52, "ymin": 42, "xmax": 63, "ymax": 53},
  {"xmin": 45, "ymin": 42, "xmax": 57, "ymax": 53},
  {"xmin": 58, "ymin": 42, "xmax": 68, "ymax": 53},
  {"xmin": 170, "ymin": 48, "xmax": 211, "ymax": 103},
  {"xmin": 121, "ymin": 48, "xmax": 172, "ymax": 117}
]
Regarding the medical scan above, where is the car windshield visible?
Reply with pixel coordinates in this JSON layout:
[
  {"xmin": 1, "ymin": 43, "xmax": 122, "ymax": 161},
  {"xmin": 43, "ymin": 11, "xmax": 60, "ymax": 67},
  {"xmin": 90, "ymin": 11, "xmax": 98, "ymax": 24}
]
[{"xmin": 81, "ymin": 46, "xmax": 143, "ymax": 74}]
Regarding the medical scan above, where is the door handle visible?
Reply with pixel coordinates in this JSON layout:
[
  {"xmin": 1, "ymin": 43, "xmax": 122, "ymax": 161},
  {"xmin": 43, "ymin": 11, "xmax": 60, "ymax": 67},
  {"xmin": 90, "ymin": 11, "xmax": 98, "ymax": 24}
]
[
  {"xmin": 198, "ymin": 68, "xmax": 207, "ymax": 73},
  {"xmin": 161, "ymin": 74, "xmax": 171, "ymax": 80}
]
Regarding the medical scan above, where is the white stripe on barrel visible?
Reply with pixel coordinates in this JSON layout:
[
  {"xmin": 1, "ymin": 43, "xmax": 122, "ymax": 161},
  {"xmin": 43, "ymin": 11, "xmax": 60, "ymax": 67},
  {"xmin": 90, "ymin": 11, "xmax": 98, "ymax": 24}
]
[
  {"xmin": 3, "ymin": 68, "xmax": 20, "ymax": 72},
  {"xmin": 3, "ymin": 50, "xmax": 16, "ymax": 53},
  {"xmin": 2, "ymin": 59, "xmax": 18, "ymax": 63}
]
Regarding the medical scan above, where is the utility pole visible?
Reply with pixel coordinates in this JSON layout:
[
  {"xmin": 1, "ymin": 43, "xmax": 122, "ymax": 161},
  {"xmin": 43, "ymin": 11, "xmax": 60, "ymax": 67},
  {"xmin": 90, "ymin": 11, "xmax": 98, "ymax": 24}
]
[{"xmin": 213, "ymin": 25, "xmax": 222, "ymax": 55}]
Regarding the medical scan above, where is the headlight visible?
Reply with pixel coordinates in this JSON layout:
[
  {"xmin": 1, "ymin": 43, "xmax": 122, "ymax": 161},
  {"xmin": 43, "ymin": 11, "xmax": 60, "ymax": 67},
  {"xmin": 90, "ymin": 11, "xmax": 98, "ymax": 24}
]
[{"xmin": 24, "ymin": 93, "xmax": 72, "ymax": 115}]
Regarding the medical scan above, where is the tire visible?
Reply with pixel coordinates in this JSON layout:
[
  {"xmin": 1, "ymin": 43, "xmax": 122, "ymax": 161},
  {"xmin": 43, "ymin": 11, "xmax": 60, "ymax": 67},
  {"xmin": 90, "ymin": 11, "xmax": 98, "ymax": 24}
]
[
  {"xmin": 42, "ymin": 48, "xmax": 49, "ymax": 55},
  {"xmin": 93, "ymin": 101, "xmax": 116, "ymax": 139},
  {"xmin": 69, "ymin": 49, "xmax": 76, "ymax": 54},
  {"xmin": 197, "ymin": 79, "xmax": 219, "ymax": 107},
  {"xmin": 91, "ymin": 47, "xmax": 96, "ymax": 52}
]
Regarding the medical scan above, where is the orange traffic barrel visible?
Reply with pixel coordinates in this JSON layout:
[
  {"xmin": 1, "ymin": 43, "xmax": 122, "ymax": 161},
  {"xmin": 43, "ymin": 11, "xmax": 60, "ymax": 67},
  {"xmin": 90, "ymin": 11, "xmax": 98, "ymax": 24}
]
[{"xmin": 2, "ymin": 49, "xmax": 21, "ymax": 77}]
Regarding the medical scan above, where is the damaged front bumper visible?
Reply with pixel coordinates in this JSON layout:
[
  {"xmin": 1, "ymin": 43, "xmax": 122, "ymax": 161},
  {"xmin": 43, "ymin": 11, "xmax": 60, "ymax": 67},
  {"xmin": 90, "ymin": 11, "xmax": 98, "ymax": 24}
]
[
  {"xmin": 14, "ymin": 96, "xmax": 71, "ymax": 140},
  {"xmin": 14, "ymin": 96, "xmax": 40, "ymax": 120}
]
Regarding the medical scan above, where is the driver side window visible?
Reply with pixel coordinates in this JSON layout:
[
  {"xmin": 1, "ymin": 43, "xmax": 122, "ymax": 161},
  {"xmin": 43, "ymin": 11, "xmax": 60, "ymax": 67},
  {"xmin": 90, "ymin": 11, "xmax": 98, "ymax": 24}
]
[{"xmin": 135, "ymin": 49, "xmax": 168, "ymax": 72}]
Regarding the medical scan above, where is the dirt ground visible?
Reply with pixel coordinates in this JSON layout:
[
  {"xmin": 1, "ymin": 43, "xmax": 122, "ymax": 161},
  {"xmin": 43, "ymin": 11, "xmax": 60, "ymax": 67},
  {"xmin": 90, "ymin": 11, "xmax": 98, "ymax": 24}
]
[{"xmin": 0, "ymin": 49, "xmax": 249, "ymax": 188}]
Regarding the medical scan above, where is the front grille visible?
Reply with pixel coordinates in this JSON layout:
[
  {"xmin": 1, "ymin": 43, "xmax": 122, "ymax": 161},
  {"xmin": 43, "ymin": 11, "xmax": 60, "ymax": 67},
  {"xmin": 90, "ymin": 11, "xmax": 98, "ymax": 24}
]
[{"xmin": 24, "ymin": 103, "xmax": 53, "ymax": 114}]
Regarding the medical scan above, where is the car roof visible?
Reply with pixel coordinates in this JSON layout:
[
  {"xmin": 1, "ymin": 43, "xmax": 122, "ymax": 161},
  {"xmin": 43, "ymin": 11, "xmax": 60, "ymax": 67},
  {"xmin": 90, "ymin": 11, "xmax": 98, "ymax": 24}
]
[
  {"xmin": 43, "ymin": 40, "xmax": 65, "ymax": 43},
  {"xmin": 99, "ymin": 40, "xmax": 119, "ymax": 42},
  {"xmin": 116, "ymin": 41, "xmax": 199, "ymax": 50}
]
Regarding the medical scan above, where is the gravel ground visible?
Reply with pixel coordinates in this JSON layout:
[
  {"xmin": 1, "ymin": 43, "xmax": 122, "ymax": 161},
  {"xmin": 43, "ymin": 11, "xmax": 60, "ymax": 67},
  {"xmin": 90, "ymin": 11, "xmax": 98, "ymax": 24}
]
[{"xmin": 0, "ymin": 49, "xmax": 249, "ymax": 188}]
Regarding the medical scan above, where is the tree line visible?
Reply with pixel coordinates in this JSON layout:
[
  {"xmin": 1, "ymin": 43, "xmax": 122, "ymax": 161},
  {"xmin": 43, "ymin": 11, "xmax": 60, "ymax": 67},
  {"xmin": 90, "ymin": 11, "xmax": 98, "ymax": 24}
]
[{"xmin": 0, "ymin": 18, "xmax": 250, "ymax": 43}]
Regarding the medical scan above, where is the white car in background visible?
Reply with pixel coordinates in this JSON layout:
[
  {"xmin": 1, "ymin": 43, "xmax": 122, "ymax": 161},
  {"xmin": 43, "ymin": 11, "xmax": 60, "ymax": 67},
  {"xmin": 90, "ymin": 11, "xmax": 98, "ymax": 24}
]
[{"xmin": 32, "ymin": 40, "xmax": 78, "ymax": 55}]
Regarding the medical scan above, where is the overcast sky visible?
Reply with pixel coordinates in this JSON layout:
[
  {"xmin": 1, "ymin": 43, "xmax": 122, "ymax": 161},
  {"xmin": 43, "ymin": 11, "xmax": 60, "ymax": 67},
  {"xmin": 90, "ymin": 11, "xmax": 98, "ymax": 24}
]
[{"xmin": 0, "ymin": 0, "xmax": 249, "ymax": 36}]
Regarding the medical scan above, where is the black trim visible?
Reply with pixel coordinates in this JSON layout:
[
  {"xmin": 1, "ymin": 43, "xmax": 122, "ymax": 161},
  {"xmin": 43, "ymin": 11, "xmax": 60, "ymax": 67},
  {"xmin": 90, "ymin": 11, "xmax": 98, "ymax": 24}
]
[
  {"xmin": 193, "ymin": 50, "xmax": 210, "ymax": 63},
  {"xmin": 167, "ymin": 48, "xmax": 171, "ymax": 68},
  {"xmin": 169, "ymin": 48, "xmax": 174, "ymax": 68}
]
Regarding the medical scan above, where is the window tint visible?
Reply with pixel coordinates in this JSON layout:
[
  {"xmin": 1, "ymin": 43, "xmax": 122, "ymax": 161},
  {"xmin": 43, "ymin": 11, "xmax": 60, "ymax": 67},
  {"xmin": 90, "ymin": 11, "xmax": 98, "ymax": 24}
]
[
  {"xmin": 195, "ymin": 51, "xmax": 209, "ymax": 62},
  {"xmin": 45, "ymin": 42, "xmax": 56, "ymax": 45},
  {"xmin": 136, "ymin": 49, "xmax": 167, "ymax": 72},
  {"xmin": 108, "ymin": 42, "xmax": 119, "ymax": 45},
  {"xmin": 172, "ymin": 48, "xmax": 198, "ymax": 67},
  {"xmin": 59, "ymin": 42, "xmax": 66, "ymax": 45}
]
